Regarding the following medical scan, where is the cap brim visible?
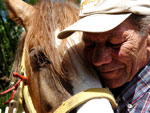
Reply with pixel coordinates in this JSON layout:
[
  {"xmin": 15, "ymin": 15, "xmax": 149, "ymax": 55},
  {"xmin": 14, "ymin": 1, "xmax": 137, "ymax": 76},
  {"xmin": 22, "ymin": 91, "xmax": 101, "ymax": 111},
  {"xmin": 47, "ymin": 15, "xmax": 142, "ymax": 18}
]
[{"xmin": 58, "ymin": 13, "xmax": 131, "ymax": 39}]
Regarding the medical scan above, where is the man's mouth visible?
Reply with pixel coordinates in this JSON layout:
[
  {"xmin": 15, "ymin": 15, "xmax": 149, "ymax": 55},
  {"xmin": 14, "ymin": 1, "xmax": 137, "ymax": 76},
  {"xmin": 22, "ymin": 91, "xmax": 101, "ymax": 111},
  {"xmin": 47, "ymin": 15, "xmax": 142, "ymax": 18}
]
[
  {"xmin": 96, "ymin": 67, "xmax": 124, "ymax": 79},
  {"xmin": 100, "ymin": 69, "xmax": 118, "ymax": 73},
  {"xmin": 97, "ymin": 66, "xmax": 124, "ymax": 73}
]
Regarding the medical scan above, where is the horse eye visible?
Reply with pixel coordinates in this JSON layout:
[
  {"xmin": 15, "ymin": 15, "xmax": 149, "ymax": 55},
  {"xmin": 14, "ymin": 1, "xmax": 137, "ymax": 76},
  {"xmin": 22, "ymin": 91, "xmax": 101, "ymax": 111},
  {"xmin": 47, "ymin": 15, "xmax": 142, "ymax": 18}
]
[
  {"xmin": 37, "ymin": 51, "xmax": 51, "ymax": 66},
  {"xmin": 29, "ymin": 48, "xmax": 51, "ymax": 69}
]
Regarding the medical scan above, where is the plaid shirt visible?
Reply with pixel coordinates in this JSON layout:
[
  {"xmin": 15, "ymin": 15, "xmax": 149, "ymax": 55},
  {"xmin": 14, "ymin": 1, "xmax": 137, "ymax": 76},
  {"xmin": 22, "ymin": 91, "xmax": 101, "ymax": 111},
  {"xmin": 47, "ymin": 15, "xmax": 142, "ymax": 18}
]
[{"xmin": 114, "ymin": 63, "xmax": 150, "ymax": 113}]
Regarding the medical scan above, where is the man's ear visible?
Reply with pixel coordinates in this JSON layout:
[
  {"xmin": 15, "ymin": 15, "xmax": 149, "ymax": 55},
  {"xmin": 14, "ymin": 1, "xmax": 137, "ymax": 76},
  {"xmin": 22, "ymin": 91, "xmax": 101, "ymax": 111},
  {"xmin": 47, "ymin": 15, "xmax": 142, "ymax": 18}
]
[
  {"xmin": 4, "ymin": 0, "xmax": 35, "ymax": 26},
  {"xmin": 146, "ymin": 24, "xmax": 150, "ymax": 55}
]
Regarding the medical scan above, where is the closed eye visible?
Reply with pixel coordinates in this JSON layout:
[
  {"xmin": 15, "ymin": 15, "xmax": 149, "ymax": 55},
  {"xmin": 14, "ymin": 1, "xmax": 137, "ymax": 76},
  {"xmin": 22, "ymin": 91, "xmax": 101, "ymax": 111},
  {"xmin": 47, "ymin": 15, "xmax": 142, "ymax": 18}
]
[
  {"xmin": 108, "ymin": 42, "xmax": 123, "ymax": 49},
  {"xmin": 85, "ymin": 42, "xmax": 96, "ymax": 49}
]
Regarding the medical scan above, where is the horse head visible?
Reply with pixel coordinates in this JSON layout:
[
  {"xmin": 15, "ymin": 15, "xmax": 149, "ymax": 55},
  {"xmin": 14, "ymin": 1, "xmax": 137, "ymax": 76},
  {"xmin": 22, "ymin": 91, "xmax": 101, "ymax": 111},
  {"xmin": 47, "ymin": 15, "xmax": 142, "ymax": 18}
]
[{"xmin": 5, "ymin": 0, "xmax": 104, "ymax": 113}]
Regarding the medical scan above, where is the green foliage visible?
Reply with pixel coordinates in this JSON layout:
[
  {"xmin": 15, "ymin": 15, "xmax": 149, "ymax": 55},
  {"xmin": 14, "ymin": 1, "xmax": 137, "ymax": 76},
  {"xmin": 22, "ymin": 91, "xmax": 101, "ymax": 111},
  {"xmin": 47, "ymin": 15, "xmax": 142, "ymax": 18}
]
[
  {"xmin": 27, "ymin": 0, "xmax": 38, "ymax": 4},
  {"xmin": 0, "ymin": 90, "xmax": 12, "ymax": 112},
  {"xmin": 0, "ymin": 1, "xmax": 23, "ymax": 79},
  {"xmin": 0, "ymin": 0, "xmax": 23, "ymax": 111}
]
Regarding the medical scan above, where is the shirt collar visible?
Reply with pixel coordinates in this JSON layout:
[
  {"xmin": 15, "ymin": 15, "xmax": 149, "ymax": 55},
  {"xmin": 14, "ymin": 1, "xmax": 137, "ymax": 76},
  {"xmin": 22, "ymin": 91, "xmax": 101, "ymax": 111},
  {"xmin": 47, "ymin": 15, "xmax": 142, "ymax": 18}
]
[{"xmin": 115, "ymin": 63, "xmax": 150, "ymax": 104}]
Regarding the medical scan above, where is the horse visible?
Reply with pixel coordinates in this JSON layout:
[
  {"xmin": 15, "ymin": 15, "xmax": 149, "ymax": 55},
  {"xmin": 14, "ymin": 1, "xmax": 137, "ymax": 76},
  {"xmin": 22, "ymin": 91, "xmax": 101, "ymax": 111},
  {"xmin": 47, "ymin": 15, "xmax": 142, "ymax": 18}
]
[{"xmin": 4, "ymin": 0, "xmax": 117, "ymax": 113}]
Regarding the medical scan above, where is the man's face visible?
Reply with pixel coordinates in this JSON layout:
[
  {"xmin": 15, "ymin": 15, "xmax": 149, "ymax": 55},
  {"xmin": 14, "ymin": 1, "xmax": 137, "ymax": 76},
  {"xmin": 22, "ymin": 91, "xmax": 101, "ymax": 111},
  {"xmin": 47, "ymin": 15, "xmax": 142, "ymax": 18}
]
[{"xmin": 83, "ymin": 19, "xmax": 149, "ymax": 88}]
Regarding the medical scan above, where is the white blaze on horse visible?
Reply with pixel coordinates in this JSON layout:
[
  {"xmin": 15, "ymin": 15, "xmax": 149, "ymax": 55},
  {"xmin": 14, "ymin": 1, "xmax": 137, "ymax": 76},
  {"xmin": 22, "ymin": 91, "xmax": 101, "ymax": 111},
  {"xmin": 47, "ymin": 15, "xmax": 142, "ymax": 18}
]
[{"xmin": 4, "ymin": 0, "xmax": 117, "ymax": 112}]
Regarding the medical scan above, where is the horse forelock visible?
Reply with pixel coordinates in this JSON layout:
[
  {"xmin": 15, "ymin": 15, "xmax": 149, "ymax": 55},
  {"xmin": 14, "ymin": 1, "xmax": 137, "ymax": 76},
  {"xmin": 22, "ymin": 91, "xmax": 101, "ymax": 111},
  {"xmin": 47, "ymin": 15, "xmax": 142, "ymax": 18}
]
[{"xmin": 24, "ymin": 0, "xmax": 79, "ymax": 76}]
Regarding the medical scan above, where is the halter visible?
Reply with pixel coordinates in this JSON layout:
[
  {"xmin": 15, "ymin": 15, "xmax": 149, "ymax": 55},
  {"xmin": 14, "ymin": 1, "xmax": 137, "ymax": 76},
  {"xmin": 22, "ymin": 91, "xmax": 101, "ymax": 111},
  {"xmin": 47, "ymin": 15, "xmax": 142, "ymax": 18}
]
[
  {"xmin": 18, "ymin": 44, "xmax": 37, "ymax": 113},
  {"xmin": 54, "ymin": 88, "xmax": 117, "ymax": 113}
]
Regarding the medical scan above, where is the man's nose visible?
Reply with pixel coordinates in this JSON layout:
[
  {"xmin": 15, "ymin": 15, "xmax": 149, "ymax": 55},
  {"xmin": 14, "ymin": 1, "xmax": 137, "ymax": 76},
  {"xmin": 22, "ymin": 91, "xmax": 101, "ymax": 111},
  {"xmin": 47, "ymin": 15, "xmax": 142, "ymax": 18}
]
[{"xmin": 92, "ymin": 44, "xmax": 112, "ymax": 66}]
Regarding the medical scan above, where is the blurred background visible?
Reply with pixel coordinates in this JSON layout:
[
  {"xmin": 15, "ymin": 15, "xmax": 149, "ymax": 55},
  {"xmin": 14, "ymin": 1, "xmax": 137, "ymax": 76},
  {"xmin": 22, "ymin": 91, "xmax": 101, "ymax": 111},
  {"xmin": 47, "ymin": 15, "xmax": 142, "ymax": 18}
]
[{"xmin": 0, "ymin": 0, "xmax": 81, "ymax": 111}]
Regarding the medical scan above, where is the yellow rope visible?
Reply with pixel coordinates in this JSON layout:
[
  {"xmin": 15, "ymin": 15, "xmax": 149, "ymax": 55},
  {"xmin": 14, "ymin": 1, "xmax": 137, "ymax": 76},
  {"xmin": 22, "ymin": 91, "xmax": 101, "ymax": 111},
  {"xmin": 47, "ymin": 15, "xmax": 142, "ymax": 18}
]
[
  {"xmin": 23, "ymin": 84, "xmax": 37, "ymax": 113},
  {"xmin": 19, "ymin": 46, "xmax": 37, "ymax": 113},
  {"xmin": 54, "ymin": 88, "xmax": 117, "ymax": 113}
]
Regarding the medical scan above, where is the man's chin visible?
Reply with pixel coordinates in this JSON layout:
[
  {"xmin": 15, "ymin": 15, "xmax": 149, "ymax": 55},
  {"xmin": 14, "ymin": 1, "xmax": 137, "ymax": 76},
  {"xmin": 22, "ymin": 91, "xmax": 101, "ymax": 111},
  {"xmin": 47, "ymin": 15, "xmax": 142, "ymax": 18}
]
[{"xmin": 102, "ymin": 79, "xmax": 124, "ymax": 89}]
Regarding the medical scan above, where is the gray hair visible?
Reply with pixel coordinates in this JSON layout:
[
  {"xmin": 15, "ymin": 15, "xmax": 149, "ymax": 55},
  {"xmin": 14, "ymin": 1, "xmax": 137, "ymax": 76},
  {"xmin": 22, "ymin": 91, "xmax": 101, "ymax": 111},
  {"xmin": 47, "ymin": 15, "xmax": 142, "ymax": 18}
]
[{"xmin": 129, "ymin": 14, "xmax": 150, "ymax": 36}]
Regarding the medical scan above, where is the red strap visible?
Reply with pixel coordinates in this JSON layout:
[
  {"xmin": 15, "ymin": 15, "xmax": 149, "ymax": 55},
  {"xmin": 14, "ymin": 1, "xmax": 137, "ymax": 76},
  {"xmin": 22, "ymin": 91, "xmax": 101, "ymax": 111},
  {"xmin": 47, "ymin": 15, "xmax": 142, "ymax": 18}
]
[
  {"xmin": 13, "ymin": 72, "xmax": 28, "ymax": 81},
  {"xmin": 0, "ymin": 72, "xmax": 28, "ymax": 104}
]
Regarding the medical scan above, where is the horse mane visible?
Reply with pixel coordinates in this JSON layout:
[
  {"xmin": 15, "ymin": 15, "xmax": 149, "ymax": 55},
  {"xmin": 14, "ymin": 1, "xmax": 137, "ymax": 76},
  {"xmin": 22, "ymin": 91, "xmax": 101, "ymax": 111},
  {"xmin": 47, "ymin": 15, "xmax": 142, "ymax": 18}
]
[{"xmin": 10, "ymin": 32, "xmax": 26, "ymax": 83}]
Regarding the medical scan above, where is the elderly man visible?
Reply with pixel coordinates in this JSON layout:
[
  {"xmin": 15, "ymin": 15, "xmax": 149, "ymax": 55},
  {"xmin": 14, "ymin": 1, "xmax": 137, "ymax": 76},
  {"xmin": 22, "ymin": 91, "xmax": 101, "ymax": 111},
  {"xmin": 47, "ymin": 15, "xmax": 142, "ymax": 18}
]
[{"xmin": 58, "ymin": 0, "xmax": 150, "ymax": 112}]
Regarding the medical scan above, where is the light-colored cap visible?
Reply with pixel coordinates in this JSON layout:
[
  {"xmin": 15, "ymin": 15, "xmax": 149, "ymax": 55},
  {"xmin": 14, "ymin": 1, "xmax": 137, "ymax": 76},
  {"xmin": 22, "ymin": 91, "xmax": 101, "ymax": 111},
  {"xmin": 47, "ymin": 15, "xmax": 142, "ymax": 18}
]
[{"xmin": 58, "ymin": 0, "xmax": 150, "ymax": 39}]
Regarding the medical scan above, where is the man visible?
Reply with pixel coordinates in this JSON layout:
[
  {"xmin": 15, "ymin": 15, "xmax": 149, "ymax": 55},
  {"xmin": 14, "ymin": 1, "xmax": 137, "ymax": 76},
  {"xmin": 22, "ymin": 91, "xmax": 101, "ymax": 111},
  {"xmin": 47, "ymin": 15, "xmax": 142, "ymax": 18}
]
[{"xmin": 58, "ymin": 0, "xmax": 150, "ymax": 112}]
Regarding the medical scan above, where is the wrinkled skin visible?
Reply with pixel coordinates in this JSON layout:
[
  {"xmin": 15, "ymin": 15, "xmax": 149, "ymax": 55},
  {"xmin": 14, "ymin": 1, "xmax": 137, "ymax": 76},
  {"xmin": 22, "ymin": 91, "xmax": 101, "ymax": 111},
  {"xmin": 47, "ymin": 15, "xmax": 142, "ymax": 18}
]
[{"xmin": 83, "ymin": 19, "xmax": 150, "ymax": 88}]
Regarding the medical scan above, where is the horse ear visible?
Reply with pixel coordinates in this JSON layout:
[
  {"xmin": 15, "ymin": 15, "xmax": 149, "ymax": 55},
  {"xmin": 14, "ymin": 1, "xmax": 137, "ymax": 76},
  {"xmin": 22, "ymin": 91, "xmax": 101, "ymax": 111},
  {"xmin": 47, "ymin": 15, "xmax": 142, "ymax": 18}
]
[{"xmin": 5, "ymin": 0, "xmax": 35, "ymax": 26}]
